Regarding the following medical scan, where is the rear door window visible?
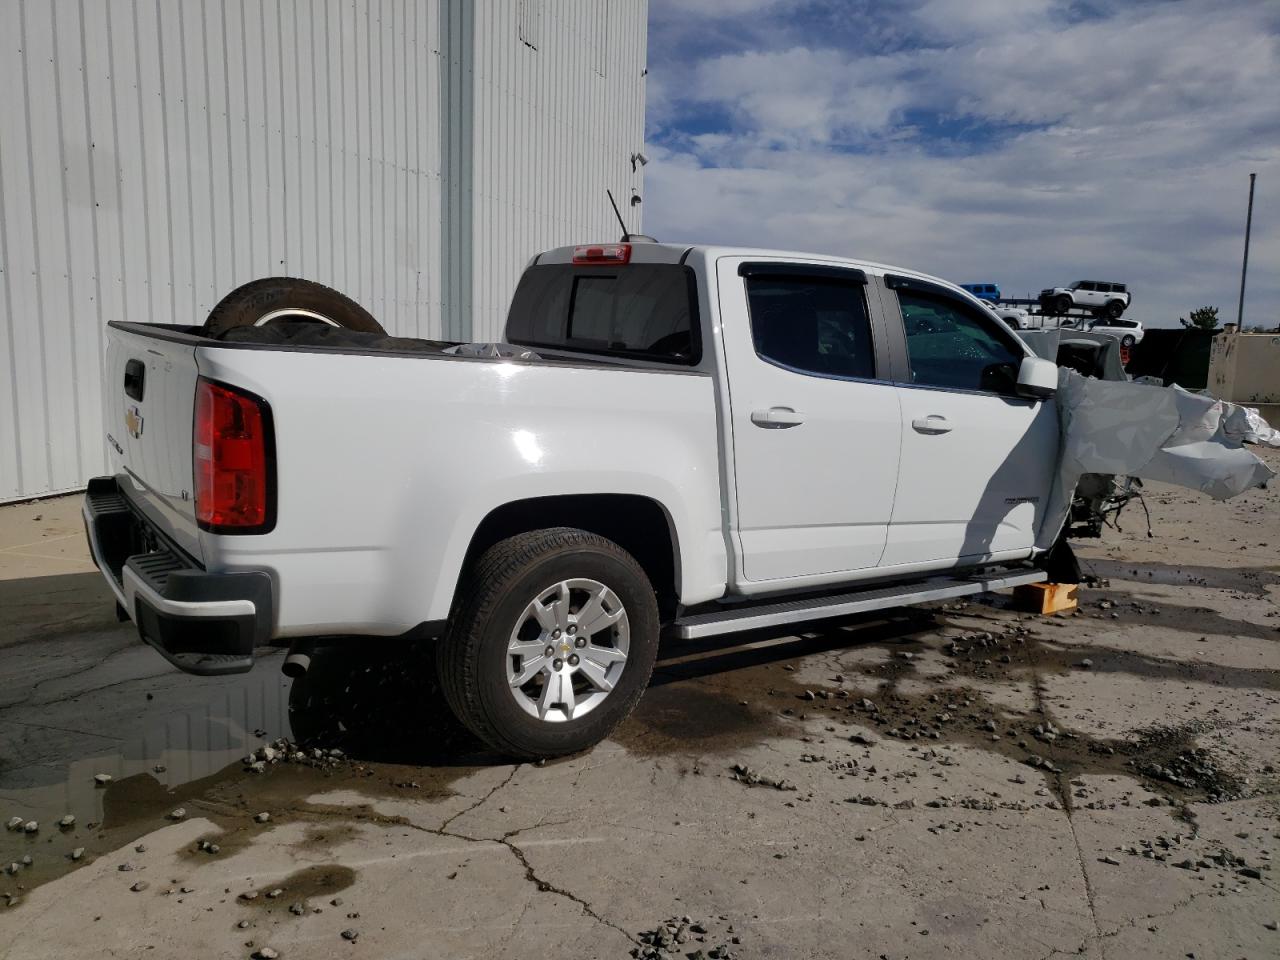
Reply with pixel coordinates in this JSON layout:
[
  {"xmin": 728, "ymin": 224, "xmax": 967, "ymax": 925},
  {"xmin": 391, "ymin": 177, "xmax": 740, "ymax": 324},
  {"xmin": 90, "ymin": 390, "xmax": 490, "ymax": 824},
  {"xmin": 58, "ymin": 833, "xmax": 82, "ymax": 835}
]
[
  {"xmin": 745, "ymin": 275, "xmax": 877, "ymax": 380},
  {"xmin": 506, "ymin": 264, "xmax": 700, "ymax": 363}
]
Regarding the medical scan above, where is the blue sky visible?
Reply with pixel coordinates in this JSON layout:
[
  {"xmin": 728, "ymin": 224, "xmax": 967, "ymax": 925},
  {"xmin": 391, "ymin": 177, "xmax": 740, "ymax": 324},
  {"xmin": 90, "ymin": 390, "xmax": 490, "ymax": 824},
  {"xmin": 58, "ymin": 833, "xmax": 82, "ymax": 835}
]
[{"xmin": 642, "ymin": 0, "xmax": 1280, "ymax": 327}]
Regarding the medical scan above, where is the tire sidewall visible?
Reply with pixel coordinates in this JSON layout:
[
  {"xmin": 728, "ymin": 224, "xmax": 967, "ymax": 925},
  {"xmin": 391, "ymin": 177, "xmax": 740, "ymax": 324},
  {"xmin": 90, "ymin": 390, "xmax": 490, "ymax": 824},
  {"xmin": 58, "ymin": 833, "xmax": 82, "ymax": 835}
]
[
  {"xmin": 204, "ymin": 278, "xmax": 384, "ymax": 335},
  {"xmin": 466, "ymin": 545, "xmax": 658, "ymax": 757}
]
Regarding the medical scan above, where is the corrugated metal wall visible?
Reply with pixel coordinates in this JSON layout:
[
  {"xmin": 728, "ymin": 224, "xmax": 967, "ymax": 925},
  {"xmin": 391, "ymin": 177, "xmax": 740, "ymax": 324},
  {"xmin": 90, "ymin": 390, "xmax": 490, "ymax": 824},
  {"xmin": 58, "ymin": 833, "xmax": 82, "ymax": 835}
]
[
  {"xmin": 0, "ymin": 0, "xmax": 648, "ymax": 502},
  {"xmin": 470, "ymin": 0, "xmax": 648, "ymax": 341}
]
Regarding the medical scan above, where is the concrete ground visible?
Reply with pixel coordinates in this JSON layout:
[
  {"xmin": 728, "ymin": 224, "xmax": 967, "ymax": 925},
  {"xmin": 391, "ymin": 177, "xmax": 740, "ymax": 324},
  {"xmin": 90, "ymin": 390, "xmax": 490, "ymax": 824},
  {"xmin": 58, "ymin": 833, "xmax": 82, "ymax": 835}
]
[{"xmin": 0, "ymin": 452, "xmax": 1277, "ymax": 960}]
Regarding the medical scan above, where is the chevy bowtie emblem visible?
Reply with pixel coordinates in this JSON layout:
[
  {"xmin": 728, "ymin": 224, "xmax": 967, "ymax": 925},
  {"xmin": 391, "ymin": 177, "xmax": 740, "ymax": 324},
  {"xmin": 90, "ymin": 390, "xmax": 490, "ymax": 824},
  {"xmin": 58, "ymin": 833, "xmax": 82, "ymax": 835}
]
[{"xmin": 125, "ymin": 404, "xmax": 144, "ymax": 439}]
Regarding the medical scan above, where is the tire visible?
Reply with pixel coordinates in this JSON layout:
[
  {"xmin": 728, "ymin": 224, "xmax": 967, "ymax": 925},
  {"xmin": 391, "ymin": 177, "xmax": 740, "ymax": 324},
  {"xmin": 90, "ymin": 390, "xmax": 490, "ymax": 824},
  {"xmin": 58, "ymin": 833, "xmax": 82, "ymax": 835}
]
[
  {"xmin": 1106, "ymin": 300, "xmax": 1125, "ymax": 319},
  {"xmin": 1053, "ymin": 294, "xmax": 1073, "ymax": 316},
  {"xmin": 437, "ymin": 527, "xmax": 660, "ymax": 759},
  {"xmin": 203, "ymin": 277, "xmax": 385, "ymax": 336},
  {"xmin": 1121, "ymin": 334, "xmax": 1136, "ymax": 348}
]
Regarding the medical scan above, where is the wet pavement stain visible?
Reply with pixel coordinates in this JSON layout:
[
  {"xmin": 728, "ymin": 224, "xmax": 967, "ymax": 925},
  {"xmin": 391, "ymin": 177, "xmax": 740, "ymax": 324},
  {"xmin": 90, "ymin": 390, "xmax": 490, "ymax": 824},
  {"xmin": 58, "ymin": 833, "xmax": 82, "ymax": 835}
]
[
  {"xmin": 3, "ymin": 565, "xmax": 1276, "ymax": 909},
  {"xmin": 743, "ymin": 654, "xmax": 1258, "ymax": 811},
  {"xmin": 616, "ymin": 613, "xmax": 934, "ymax": 757},
  {"xmin": 629, "ymin": 602, "xmax": 1273, "ymax": 813},
  {"xmin": 1082, "ymin": 596, "xmax": 1280, "ymax": 644},
  {"xmin": 0, "ymin": 645, "xmax": 490, "ymax": 905},
  {"xmin": 240, "ymin": 863, "xmax": 357, "ymax": 909},
  {"xmin": 1078, "ymin": 559, "xmax": 1280, "ymax": 597}
]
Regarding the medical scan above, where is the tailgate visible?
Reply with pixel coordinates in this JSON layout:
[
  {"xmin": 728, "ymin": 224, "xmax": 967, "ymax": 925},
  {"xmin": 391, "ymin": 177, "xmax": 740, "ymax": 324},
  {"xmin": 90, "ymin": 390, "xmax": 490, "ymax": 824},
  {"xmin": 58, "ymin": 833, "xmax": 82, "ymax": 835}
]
[{"xmin": 103, "ymin": 325, "xmax": 203, "ymax": 561}]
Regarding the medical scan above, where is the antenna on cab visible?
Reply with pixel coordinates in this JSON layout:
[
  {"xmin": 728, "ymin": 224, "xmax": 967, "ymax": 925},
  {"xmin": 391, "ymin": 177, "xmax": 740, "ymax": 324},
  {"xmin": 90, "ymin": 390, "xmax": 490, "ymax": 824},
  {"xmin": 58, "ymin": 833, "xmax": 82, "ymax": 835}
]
[{"xmin": 607, "ymin": 189, "xmax": 657, "ymax": 244}]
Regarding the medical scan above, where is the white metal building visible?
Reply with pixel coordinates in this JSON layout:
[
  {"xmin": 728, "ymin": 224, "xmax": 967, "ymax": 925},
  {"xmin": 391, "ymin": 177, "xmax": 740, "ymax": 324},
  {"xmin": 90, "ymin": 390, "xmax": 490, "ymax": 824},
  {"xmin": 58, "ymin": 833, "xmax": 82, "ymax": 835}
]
[{"xmin": 0, "ymin": 0, "xmax": 649, "ymax": 502}]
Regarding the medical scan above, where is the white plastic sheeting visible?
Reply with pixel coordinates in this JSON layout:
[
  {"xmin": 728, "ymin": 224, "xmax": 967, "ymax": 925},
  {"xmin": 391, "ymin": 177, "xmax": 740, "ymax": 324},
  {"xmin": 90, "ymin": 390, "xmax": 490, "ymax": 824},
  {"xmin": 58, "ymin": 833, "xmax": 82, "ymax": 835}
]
[
  {"xmin": 1037, "ymin": 371, "xmax": 1276, "ymax": 549},
  {"xmin": 1224, "ymin": 403, "xmax": 1280, "ymax": 448}
]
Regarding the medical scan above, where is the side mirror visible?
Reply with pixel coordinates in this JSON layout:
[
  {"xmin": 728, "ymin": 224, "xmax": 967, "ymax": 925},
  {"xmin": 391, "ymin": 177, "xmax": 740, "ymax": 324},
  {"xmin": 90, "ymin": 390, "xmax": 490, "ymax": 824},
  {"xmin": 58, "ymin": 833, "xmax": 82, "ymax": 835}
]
[{"xmin": 1016, "ymin": 356, "xmax": 1058, "ymax": 399}]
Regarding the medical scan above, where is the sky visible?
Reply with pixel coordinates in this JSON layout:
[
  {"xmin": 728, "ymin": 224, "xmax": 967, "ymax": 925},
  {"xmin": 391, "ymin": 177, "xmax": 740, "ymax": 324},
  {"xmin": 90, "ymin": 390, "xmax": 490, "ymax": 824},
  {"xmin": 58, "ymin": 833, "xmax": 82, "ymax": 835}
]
[{"xmin": 642, "ymin": 0, "xmax": 1280, "ymax": 328}]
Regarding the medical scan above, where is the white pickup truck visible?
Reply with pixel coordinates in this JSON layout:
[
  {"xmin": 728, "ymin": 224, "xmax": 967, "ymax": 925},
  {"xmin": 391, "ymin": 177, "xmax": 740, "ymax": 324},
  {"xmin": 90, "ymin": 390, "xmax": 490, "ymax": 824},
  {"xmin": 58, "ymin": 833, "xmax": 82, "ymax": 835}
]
[{"xmin": 83, "ymin": 241, "xmax": 1092, "ymax": 758}]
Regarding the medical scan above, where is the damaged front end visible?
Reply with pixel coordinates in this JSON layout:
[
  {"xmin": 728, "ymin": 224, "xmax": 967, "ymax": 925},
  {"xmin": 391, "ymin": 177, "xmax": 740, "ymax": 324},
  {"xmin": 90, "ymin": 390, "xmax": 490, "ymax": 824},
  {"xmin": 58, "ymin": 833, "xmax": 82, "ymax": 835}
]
[
  {"xmin": 1069, "ymin": 473, "xmax": 1146, "ymax": 540},
  {"xmin": 1038, "ymin": 370, "xmax": 1275, "ymax": 551}
]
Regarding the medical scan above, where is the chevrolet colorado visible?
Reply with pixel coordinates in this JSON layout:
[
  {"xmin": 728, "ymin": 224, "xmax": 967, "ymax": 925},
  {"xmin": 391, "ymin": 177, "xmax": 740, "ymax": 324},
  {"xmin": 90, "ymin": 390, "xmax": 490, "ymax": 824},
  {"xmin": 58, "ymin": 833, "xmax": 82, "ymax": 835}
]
[{"xmin": 80, "ymin": 242, "xmax": 1141, "ymax": 758}]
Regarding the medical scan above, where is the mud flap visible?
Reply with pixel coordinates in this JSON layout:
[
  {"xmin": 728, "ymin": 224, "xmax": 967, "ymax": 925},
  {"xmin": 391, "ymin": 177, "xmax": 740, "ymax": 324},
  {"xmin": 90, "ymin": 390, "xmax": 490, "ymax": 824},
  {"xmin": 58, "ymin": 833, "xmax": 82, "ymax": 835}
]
[{"xmin": 1041, "ymin": 535, "xmax": 1081, "ymax": 584}]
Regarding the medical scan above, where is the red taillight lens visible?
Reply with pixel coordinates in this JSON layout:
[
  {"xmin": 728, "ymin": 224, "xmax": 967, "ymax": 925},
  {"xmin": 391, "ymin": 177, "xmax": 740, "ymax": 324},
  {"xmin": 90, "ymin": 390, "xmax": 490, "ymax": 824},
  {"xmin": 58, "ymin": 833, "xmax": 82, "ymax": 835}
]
[
  {"xmin": 572, "ymin": 243, "xmax": 631, "ymax": 264},
  {"xmin": 194, "ymin": 378, "xmax": 273, "ymax": 532}
]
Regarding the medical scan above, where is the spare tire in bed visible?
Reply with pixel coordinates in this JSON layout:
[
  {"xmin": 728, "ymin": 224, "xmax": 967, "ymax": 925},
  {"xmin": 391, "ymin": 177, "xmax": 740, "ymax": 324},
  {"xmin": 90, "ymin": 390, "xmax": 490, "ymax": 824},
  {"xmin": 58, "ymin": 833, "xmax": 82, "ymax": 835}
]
[{"xmin": 203, "ymin": 277, "xmax": 385, "ymax": 335}]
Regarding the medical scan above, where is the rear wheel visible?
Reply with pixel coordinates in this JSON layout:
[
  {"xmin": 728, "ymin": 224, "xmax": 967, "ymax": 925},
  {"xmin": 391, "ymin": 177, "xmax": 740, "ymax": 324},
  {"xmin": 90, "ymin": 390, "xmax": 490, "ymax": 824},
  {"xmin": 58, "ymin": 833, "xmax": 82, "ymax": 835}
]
[
  {"xmin": 203, "ymin": 277, "xmax": 385, "ymax": 335},
  {"xmin": 437, "ymin": 528, "xmax": 659, "ymax": 759},
  {"xmin": 1106, "ymin": 299, "xmax": 1126, "ymax": 319},
  {"xmin": 1120, "ymin": 334, "xmax": 1136, "ymax": 348}
]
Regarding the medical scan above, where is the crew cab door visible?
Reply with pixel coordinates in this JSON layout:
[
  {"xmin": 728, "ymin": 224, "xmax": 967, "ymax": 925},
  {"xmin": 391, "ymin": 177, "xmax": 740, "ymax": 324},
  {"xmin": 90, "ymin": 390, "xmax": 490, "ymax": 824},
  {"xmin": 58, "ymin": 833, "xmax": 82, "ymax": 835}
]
[
  {"xmin": 718, "ymin": 259, "xmax": 901, "ymax": 585},
  {"xmin": 880, "ymin": 276, "xmax": 1058, "ymax": 567}
]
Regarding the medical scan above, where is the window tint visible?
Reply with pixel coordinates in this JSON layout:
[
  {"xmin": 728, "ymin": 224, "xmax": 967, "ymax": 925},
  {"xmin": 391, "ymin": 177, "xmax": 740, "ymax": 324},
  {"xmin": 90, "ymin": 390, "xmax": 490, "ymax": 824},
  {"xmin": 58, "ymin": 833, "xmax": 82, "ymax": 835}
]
[
  {"xmin": 746, "ymin": 276, "xmax": 876, "ymax": 380},
  {"xmin": 1114, "ymin": 284, "xmax": 1127, "ymax": 293},
  {"xmin": 1078, "ymin": 281, "xmax": 1096, "ymax": 291},
  {"xmin": 897, "ymin": 290, "xmax": 1025, "ymax": 393},
  {"xmin": 506, "ymin": 264, "xmax": 699, "ymax": 363}
]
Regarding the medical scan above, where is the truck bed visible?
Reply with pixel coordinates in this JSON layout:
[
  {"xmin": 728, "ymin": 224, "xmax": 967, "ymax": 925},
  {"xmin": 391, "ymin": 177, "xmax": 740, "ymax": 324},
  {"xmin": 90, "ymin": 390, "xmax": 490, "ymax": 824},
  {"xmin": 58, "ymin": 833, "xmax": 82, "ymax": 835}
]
[{"xmin": 98, "ymin": 318, "xmax": 726, "ymax": 642}]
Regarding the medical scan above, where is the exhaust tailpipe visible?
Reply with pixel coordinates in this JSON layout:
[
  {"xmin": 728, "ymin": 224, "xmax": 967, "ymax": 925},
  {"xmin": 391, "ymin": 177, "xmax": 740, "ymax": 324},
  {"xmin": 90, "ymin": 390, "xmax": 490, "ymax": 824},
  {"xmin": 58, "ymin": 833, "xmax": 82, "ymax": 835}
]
[{"xmin": 282, "ymin": 640, "xmax": 316, "ymax": 679}]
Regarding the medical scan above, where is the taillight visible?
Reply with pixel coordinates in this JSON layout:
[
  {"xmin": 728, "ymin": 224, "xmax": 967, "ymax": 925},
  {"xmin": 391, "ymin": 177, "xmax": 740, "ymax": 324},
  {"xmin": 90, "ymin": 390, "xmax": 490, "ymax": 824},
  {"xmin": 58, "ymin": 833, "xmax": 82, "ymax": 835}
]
[
  {"xmin": 572, "ymin": 243, "xmax": 631, "ymax": 264},
  {"xmin": 194, "ymin": 378, "xmax": 274, "ymax": 533}
]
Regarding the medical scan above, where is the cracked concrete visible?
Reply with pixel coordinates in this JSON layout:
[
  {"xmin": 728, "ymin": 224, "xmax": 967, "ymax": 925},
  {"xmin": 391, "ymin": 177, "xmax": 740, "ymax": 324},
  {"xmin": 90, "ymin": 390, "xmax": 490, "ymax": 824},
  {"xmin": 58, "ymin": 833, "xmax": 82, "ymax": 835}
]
[{"xmin": 0, "ymin": 450, "xmax": 1276, "ymax": 959}]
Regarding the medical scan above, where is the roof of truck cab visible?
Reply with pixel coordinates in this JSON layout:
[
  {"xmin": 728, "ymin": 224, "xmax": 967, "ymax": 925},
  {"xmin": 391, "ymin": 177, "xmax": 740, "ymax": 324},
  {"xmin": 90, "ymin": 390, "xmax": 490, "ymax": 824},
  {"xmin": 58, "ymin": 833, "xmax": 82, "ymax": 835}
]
[{"xmin": 535, "ymin": 242, "xmax": 969, "ymax": 295}]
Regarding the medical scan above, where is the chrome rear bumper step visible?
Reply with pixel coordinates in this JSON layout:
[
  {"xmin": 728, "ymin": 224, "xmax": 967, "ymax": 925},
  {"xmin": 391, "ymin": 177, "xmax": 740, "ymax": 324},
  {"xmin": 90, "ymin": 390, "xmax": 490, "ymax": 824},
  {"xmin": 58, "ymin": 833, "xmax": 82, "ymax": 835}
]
[{"xmin": 672, "ymin": 568, "xmax": 1048, "ymax": 640}]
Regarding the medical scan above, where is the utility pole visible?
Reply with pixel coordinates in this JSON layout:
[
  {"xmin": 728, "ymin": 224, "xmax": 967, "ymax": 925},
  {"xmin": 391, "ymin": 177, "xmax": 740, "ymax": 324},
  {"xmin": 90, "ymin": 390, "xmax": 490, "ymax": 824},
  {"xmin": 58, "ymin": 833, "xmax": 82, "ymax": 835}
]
[{"xmin": 1237, "ymin": 172, "xmax": 1256, "ymax": 328}]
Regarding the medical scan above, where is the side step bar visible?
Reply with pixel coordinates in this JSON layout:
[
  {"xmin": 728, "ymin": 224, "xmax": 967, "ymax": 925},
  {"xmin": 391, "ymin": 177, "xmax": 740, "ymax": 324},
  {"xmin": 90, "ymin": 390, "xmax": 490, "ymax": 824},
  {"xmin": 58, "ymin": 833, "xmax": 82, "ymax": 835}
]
[{"xmin": 672, "ymin": 568, "xmax": 1048, "ymax": 640}]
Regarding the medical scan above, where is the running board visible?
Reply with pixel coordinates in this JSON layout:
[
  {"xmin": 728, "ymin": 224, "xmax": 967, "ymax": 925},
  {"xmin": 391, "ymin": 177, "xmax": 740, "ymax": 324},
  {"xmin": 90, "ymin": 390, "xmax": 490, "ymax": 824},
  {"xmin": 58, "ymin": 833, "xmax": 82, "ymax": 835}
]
[{"xmin": 672, "ymin": 568, "xmax": 1048, "ymax": 640}]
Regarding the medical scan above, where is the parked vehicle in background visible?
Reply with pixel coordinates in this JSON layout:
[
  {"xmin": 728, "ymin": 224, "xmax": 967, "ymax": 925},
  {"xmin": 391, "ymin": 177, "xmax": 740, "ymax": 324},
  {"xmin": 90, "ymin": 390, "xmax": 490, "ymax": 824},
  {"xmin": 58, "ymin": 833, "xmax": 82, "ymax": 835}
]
[
  {"xmin": 960, "ymin": 282, "xmax": 1001, "ymax": 302},
  {"xmin": 989, "ymin": 304, "xmax": 1030, "ymax": 329},
  {"xmin": 1086, "ymin": 317, "xmax": 1144, "ymax": 347},
  {"xmin": 1039, "ymin": 281, "xmax": 1131, "ymax": 318}
]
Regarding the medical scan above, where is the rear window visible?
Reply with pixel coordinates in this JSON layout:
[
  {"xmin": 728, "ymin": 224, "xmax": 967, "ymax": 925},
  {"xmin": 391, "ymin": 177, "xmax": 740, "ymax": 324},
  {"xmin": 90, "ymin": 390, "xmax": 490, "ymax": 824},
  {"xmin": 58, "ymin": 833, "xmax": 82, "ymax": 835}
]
[{"xmin": 506, "ymin": 264, "xmax": 700, "ymax": 363}]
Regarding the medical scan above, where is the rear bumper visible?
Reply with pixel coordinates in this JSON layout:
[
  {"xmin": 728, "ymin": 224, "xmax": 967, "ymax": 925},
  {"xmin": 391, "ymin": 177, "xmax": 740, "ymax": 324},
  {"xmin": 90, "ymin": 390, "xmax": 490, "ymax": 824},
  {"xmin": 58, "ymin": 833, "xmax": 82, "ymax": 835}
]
[{"xmin": 82, "ymin": 476, "xmax": 271, "ymax": 675}]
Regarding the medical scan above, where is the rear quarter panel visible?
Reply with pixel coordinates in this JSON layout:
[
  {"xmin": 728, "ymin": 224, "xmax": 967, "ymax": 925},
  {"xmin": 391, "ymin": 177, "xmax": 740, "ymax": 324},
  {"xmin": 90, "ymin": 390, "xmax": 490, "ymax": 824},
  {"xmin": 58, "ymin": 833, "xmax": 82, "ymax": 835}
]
[{"xmin": 194, "ymin": 347, "xmax": 725, "ymax": 637}]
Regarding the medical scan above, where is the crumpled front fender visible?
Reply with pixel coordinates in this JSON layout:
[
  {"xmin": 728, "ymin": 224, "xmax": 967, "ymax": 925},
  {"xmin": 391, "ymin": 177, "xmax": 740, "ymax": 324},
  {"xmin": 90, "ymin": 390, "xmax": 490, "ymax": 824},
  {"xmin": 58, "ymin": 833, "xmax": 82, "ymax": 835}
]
[{"xmin": 1037, "ymin": 371, "xmax": 1275, "ymax": 549}]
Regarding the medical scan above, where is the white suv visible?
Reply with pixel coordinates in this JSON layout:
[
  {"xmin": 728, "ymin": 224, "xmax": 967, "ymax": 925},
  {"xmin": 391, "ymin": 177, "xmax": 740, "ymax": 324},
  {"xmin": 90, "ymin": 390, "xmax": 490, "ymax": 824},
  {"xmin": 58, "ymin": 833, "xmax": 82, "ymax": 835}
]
[
  {"xmin": 988, "ymin": 305, "xmax": 1030, "ymax": 329},
  {"xmin": 1086, "ymin": 317, "xmax": 1144, "ymax": 347},
  {"xmin": 1039, "ymin": 281, "xmax": 1130, "ymax": 318}
]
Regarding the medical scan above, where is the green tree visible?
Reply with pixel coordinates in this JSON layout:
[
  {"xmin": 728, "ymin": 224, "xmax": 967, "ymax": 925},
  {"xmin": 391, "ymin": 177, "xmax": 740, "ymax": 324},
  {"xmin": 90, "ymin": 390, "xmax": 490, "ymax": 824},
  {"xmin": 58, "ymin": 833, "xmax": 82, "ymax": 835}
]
[{"xmin": 1179, "ymin": 306, "xmax": 1219, "ymax": 331}]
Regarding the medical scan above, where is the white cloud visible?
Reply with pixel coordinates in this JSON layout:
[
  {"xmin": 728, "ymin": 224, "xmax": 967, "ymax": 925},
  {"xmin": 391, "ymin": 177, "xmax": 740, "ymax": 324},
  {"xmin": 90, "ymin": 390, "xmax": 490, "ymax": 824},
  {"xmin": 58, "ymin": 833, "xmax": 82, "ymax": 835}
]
[
  {"xmin": 643, "ymin": 0, "xmax": 1280, "ymax": 326},
  {"xmin": 692, "ymin": 48, "xmax": 911, "ymax": 145}
]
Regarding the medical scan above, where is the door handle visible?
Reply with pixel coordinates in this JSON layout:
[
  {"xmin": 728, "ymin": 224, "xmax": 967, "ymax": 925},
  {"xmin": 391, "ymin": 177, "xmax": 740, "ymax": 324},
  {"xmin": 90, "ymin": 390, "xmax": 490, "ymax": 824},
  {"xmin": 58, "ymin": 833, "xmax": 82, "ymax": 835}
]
[
  {"xmin": 911, "ymin": 415, "xmax": 952, "ymax": 434},
  {"xmin": 124, "ymin": 359, "xmax": 146, "ymax": 402},
  {"xmin": 751, "ymin": 407, "xmax": 804, "ymax": 428}
]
